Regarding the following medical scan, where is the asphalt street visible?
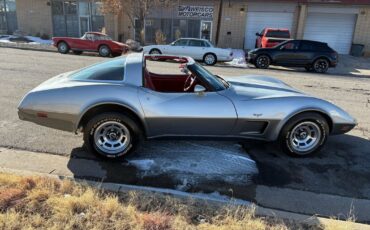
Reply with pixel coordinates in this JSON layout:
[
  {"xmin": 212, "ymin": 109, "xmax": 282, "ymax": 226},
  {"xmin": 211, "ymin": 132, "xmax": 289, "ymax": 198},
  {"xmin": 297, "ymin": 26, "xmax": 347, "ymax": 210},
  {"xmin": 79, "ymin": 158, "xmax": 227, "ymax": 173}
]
[{"xmin": 1, "ymin": 48, "xmax": 370, "ymax": 201}]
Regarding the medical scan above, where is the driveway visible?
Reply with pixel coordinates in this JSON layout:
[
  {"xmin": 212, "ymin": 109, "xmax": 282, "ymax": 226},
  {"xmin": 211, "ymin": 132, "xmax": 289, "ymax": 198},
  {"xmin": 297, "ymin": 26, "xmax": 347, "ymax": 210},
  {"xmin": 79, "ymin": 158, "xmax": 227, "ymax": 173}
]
[{"xmin": 0, "ymin": 47, "xmax": 370, "ymax": 202}]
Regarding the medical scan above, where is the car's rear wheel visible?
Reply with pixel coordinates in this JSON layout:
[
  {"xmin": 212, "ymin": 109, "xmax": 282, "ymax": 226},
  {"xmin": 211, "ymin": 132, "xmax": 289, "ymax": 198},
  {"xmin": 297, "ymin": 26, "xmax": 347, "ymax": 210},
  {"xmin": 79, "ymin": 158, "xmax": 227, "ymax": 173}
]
[
  {"xmin": 99, "ymin": 45, "xmax": 111, "ymax": 57},
  {"xmin": 203, "ymin": 53, "xmax": 217, "ymax": 66},
  {"xmin": 57, "ymin": 42, "xmax": 69, "ymax": 54},
  {"xmin": 83, "ymin": 112, "xmax": 143, "ymax": 159},
  {"xmin": 313, "ymin": 58, "xmax": 329, "ymax": 73},
  {"xmin": 72, "ymin": 50, "xmax": 83, "ymax": 55},
  {"xmin": 149, "ymin": 49, "xmax": 162, "ymax": 61},
  {"xmin": 255, "ymin": 55, "xmax": 270, "ymax": 69},
  {"xmin": 279, "ymin": 112, "xmax": 329, "ymax": 157}
]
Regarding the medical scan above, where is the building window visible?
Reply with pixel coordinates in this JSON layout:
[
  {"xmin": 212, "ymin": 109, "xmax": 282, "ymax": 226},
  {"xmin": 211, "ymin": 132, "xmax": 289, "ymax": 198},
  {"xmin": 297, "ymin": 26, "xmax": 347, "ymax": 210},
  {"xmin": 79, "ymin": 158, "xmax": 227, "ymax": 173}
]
[
  {"xmin": 51, "ymin": 0, "xmax": 105, "ymax": 37},
  {"xmin": 0, "ymin": 0, "xmax": 17, "ymax": 34}
]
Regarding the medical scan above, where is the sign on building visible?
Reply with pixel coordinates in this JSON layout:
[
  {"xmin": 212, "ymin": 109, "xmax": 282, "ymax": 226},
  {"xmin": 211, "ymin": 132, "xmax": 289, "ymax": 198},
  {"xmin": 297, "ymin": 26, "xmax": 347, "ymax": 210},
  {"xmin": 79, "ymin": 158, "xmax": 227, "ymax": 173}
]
[{"xmin": 178, "ymin": 5, "xmax": 214, "ymax": 18}]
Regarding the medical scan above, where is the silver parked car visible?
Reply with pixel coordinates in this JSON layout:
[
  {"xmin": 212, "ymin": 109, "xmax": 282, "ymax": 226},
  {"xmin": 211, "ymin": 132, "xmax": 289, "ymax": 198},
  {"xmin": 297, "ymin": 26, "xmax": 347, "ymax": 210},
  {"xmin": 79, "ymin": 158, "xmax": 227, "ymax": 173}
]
[
  {"xmin": 18, "ymin": 53, "xmax": 356, "ymax": 159},
  {"xmin": 143, "ymin": 38, "xmax": 233, "ymax": 65}
]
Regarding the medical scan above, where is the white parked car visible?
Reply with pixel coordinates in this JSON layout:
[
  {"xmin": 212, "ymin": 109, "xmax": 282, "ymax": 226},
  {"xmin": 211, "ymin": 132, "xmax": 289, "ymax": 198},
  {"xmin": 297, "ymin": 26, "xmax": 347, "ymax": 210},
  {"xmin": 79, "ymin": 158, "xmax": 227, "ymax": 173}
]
[{"xmin": 143, "ymin": 38, "xmax": 233, "ymax": 65}]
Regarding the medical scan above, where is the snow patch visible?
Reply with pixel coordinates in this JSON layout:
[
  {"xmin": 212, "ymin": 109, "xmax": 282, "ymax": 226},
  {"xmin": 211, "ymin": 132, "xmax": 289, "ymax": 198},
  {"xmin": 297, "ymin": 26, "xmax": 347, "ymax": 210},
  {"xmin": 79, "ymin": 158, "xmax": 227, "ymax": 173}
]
[{"xmin": 225, "ymin": 49, "xmax": 247, "ymax": 68}]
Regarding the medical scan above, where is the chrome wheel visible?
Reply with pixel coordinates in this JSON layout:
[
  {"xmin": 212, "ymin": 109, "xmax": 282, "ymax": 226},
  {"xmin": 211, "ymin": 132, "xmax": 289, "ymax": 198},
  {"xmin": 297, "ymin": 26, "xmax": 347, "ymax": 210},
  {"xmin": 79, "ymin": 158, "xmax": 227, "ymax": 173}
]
[
  {"xmin": 314, "ymin": 59, "xmax": 329, "ymax": 73},
  {"xmin": 289, "ymin": 121, "xmax": 321, "ymax": 154},
  {"xmin": 256, "ymin": 55, "xmax": 270, "ymax": 68},
  {"xmin": 99, "ymin": 46, "xmax": 111, "ymax": 57},
  {"xmin": 204, "ymin": 54, "xmax": 216, "ymax": 65},
  {"xmin": 149, "ymin": 49, "xmax": 161, "ymax": 60},
  {"xmin": 93, "ymin": 121, "xmax": 131, "ymax": 155},
  {"xmin": 58, "ymin": 42, "xmax": 69, "ymax": 54}
]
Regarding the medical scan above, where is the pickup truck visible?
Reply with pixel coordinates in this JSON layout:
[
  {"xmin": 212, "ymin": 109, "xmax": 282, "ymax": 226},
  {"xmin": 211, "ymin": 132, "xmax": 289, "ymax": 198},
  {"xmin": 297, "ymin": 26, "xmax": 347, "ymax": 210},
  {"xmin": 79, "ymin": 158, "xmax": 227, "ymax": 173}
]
[{"xmin": 255, "ymin": 28, "xmax": 291, "ymax": 48}]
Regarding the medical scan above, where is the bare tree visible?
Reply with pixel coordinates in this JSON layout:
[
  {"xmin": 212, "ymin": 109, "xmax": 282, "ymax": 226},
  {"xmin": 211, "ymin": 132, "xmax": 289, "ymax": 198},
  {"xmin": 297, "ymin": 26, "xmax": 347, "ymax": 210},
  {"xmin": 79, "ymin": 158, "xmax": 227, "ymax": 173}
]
[{"xmin": 101, "ymin": 0, "xmax": 174, "ymax": 44}]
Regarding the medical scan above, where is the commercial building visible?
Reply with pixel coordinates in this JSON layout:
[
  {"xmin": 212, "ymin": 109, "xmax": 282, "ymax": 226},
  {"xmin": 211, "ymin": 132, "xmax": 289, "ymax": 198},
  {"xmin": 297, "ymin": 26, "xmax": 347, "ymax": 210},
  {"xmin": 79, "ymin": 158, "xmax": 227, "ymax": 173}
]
[{"xmin": 2, "ymin": 0, "xmax": 370, "ymax": 55}]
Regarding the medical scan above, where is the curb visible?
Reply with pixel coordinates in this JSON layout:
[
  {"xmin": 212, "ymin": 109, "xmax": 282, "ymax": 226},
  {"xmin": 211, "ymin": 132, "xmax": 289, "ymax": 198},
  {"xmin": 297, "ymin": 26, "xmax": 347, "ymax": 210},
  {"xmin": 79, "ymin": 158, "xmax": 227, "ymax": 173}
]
[{"xmin": 0, "ymin": 166, "xmax": 369, "ymax": 230}]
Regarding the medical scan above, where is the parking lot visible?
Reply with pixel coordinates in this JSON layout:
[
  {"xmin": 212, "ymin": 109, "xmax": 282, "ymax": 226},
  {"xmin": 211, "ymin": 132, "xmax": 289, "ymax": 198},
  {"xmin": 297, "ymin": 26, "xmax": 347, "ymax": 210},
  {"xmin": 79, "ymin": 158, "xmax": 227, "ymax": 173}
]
[{"xmin": 1, "ymin": 47, "xmax": 370, "ymax": 203}]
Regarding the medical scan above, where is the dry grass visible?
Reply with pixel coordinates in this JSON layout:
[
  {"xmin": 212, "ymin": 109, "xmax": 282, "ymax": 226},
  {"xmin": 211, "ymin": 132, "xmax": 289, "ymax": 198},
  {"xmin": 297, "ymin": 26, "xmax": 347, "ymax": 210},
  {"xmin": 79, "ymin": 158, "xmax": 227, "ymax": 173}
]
[{"xmin": 0, "ymin": 172, "xmax": 348, "ymax": 230}]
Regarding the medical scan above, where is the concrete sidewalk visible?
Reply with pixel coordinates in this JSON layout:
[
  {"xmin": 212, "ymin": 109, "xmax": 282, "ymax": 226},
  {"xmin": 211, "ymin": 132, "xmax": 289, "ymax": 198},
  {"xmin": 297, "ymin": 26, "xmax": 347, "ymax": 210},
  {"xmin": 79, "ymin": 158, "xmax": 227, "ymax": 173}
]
[{"xmin": 1, "ymin": 147, "xmax": 370, "ymax": 226}]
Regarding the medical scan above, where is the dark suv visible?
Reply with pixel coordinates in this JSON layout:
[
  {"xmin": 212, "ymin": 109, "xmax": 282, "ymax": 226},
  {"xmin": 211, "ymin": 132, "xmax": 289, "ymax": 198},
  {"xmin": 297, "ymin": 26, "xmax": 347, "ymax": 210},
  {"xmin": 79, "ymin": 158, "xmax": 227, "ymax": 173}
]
[{"xmin": 246, "ymin": 40, "xmax": 338, "ymax": 73}]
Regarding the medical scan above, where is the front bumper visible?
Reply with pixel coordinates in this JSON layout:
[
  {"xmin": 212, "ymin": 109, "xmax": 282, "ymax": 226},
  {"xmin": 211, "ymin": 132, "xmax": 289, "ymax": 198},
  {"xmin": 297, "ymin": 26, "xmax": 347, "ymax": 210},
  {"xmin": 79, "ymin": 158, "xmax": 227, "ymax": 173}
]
[
  {"xmin": 246, "ymin": 53, "xmax": 257, "ymax": 64},
  {"xmin": 331, "ymin": 123, "xmax": 357, "ymax": 135}
]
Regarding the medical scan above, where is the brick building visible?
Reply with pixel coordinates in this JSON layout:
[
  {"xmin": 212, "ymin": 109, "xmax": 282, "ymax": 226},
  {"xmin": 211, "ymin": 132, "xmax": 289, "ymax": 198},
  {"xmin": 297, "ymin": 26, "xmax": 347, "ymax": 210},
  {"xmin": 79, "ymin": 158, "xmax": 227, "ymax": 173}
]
[{"xmin": 1, "ymin": 0, "xmax": 370, "ymax": 55}]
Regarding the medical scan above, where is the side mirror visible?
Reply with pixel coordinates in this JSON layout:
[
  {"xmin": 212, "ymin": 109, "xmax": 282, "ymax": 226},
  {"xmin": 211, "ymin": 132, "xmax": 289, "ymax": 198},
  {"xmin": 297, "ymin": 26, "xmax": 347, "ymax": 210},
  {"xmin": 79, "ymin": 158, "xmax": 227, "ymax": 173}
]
[
  {"xmin": 255, "ymin": 33, "xmax": 261, "ymax": 37},
  {"xmin": 170, "ymin": 42, "xmax": 175, "ymax": 46},
  {"xmin": 194, "ymin": 85, "xmax": 206, "ymax": 95}
]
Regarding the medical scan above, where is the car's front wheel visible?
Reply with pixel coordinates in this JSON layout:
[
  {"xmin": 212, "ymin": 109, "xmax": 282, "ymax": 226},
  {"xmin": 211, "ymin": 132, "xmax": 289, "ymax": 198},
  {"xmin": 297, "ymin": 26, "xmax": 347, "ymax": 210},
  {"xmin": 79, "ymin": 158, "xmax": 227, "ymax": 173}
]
[
  {"xmin": 83, "ymin": 113, "xmax": 142, "ymax": 159},
  {"xmin": 313, "ymin": 58, "xmax": 329, "ymax": 73},
  {"xmin": 255, "ymin": 55, "xmax": 270, "ymax": 69},
  {"xmin": 279, "ymin": 112, "xmax": 329, "ymax": 157},
  {"xmin": 57, "ymin": 42, "xmax": 69, "ymax": 54},
  {"xmin": 99, "ymin": 45, "xmax": 111, "ymax": 57},
  {"xmin": 203, "ymin": 53, "xmax": 217, "ymax": 66}
]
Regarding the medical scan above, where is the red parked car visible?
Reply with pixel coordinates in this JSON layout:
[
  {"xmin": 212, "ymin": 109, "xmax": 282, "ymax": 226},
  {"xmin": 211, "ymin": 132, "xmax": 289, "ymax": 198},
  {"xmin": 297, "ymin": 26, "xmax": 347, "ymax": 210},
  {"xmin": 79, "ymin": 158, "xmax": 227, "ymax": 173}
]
[
  {"xmin": 255, "ymin": 28, "xmax": 291, "ymax": 48},
  {"xmin": 52, "ymin": 32, "xmax": 129, "ymax": 57}
]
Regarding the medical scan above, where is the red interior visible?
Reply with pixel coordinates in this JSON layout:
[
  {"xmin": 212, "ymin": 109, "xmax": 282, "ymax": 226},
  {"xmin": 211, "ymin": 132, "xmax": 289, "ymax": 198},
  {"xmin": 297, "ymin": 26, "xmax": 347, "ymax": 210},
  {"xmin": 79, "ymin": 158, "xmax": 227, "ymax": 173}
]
[{"xmin": 144, "ymin": 68, "xmax": 190, "ymax": 92}]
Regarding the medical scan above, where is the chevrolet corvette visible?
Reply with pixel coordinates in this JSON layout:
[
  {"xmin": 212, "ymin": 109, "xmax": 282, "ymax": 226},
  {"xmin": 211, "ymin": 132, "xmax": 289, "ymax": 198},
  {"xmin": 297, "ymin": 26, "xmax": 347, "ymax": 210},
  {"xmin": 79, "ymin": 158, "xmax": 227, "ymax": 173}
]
[
  {"xmin": 52, "ymin": 32, "xmax": 129, "ymax": 57},
  {"xmin": 18, "ymin": 53, "xmax": 356, "ymax": 159}
]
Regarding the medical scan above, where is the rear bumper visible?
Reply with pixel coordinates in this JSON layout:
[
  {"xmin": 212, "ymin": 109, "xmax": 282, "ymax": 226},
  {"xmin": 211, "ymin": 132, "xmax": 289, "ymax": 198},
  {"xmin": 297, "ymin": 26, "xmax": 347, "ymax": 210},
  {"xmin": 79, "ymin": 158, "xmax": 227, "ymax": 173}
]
[{"xmin": 246, "ymin": 53, "xmax": 257, "ymax": 64}]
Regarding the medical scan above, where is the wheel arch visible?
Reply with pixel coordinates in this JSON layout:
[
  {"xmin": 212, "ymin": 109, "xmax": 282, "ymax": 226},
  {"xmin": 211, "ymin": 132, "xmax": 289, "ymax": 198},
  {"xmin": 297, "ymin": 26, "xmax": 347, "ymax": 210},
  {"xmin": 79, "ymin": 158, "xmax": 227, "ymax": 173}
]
[
  {"xmin": 98, "ymin": 43, "xmax": 111, "ymax": 50},
  {"xmin": 276, "ymin": 109, "xmax": 333, "ymax": 139},
  {"xmin": 203, "ymin": 52, "xmax": 217, "ymax": 60},
  {"xmin": 76, "ymin": 103, "xmax": 147, "ymax": 136},
  {"xmin": 57, "ymin": 40, "xmax": 69, "ymax": 47},
  {"xmin": 256, "ymin": 53, "xmax": 272, "ymax": 61},
  {"xmin": 312, "ymin": 56, "xmax": 330, "ymax": 65},
  {"xmin": 149, "ymin": 48, "xmax": 162, "ymax": 54}
]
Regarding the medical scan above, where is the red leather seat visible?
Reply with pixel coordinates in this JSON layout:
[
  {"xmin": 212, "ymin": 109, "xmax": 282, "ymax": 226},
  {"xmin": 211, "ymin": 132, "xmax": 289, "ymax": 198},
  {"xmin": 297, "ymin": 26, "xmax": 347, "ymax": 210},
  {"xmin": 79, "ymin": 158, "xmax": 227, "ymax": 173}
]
[{"xmin": 144, "ymin": 68, "xmax": 156, "ymax": 90}]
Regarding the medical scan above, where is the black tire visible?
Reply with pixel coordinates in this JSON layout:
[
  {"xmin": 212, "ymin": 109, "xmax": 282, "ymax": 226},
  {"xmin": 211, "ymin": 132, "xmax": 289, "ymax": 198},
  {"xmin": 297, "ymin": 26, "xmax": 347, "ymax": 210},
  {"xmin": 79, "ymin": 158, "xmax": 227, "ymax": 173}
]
[
  {"xmin": 99, "ymin": 45, "xmax": 111, "ymax": 57},
  {"xmin": 83, "ymin": 112, "xmax": 143, "ymax": 159},
  {"xmin": 57, "ymin": 42, "xmax": 69, "ymax": 54},
  {"xmin": 203, "ymin": 53, "xmax": 217, "ymax": 66},
  {"xmin": 313, "ymin": 58, "xmax": 329, "ymax": 73},
  {"xmin": 149, "ymin": 49, "xmax": 163, "ymax": 61},
  {"xmin": 279, "ymin": 112, "xmax": 329, "ymax": 157},
  {"xmin": 72, "ymin": 50, "xmax": 83, "ymax": 55},
  {"xmin": 255, "ymin": 55, "xmax": 270, "ymax": 69}
]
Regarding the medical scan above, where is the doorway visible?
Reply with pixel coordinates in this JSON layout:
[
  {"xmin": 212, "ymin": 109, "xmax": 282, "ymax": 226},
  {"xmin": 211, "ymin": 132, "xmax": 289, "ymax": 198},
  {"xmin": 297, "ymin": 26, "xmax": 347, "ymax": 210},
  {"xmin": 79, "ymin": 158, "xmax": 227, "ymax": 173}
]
[{"xmin": 200, "ymin": 21, "xmax": 212, "ymax": 41}]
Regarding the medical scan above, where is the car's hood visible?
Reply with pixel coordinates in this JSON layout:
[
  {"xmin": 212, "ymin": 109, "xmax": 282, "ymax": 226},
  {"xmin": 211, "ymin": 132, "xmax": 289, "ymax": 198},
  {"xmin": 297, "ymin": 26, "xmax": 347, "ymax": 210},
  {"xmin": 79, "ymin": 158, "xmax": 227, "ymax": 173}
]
[{"xmin": 224, "ymin": 75, "xmax": 308, "ymax": 100}]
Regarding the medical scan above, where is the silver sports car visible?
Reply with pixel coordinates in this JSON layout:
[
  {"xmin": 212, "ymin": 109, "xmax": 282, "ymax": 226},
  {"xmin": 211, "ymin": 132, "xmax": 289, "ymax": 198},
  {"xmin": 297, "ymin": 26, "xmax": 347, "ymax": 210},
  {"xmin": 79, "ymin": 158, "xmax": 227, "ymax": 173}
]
[{"xmin": 18, "ymin": 53, "xmax": 356, "ymax": 159}]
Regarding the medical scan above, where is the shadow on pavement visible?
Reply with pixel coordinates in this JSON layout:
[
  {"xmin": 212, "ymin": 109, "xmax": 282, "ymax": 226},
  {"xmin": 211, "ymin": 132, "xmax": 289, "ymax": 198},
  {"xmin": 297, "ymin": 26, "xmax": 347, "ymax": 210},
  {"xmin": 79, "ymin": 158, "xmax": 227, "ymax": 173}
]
[
  {"xmin": 244, "ymin": 134, "xmax": 370, "ymax": 199},
  {"xmin": 67, "ymin": 140, "xmax": 258, "ymax": 200}
]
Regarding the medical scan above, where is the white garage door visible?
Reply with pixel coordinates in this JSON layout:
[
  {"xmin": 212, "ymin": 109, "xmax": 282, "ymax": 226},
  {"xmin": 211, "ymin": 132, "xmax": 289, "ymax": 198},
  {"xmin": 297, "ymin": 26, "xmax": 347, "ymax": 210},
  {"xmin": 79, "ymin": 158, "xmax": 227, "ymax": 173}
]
[
  {"xmin": 245, "ymin": 12, "xmax": 294, "ymax": 50},
  {"xmin": 303, "ymin": 13, "xmax": 357, "ymax": 54}
]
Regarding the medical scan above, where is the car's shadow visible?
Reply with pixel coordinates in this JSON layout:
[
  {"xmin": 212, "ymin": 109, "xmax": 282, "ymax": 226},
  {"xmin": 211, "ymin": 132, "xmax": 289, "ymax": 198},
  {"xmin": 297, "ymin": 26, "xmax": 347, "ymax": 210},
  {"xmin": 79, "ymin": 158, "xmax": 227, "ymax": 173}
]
[
  {"xmin": 66, "ymin": 134, "xmax": 370, "ymax": 200},
  {"xmin": 66, "ymin": 140, "xmax": 258, "ymax": 200},
  {"xmin": 244, "ymin": 134, "xmax": 370, "ymax": 199}
]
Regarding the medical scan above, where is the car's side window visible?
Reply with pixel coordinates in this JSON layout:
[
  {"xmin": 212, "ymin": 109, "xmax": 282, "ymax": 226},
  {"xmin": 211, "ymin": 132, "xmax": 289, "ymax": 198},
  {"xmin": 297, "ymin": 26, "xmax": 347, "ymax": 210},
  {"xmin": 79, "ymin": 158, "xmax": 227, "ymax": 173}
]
[
  {"xmin": 281, "ymin": 41, "xmax": 299, "ymax": 50},
  {"xmin": 301, "ymin": 42, "xmax": 314, "ymax": 51},
  {"xmin": 174, "ymin": 39, "xmax": 188, "ymax": 46},
  {"xmin": 70, "ymin": 58, "xmax": 125, "ymax": 81},
  {"xmin": 188, "ymin": 40, "xmax": 203, "ymax": 47},
  {"xmin": 85, "ymin": 34, "xmax": 95, "ymax": 41}
]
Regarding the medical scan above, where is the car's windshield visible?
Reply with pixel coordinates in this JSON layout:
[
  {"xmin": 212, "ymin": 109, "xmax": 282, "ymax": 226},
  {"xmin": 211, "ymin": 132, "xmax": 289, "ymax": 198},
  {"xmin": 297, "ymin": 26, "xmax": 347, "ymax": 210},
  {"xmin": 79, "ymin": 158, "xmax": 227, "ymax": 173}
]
[{"xmin": 187, "ymin": 63, "xmax": 227, "ymax": 91}]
